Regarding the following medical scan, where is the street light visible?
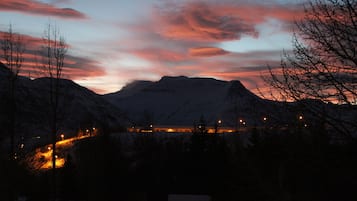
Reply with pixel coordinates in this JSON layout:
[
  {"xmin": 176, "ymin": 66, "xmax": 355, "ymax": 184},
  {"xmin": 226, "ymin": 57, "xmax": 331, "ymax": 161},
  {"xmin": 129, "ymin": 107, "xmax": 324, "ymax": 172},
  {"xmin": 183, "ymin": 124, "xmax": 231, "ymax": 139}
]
[{"xmin": 60, "ymin": 134, "xmax": 64, "ymax": 141}]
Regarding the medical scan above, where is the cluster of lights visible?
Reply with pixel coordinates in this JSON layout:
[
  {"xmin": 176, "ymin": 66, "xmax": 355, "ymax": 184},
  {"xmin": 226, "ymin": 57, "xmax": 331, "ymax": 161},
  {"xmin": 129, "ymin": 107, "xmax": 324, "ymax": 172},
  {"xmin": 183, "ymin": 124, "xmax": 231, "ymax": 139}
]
[
  {"xmin": 85, "ymin": 127, "xmax": 97, "ymax": 135},
  {"xmin": 239, "ymin": 119, "xmax": 246, "ymax": 126}
]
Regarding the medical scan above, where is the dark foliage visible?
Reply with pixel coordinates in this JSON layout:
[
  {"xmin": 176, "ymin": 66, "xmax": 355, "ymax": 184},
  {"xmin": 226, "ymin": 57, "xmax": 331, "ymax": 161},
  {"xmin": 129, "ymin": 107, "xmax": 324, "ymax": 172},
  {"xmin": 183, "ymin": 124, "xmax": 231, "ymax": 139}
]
[{"xmin": 3, "ymin": 128, "xmax": 357, "ymax": 201}]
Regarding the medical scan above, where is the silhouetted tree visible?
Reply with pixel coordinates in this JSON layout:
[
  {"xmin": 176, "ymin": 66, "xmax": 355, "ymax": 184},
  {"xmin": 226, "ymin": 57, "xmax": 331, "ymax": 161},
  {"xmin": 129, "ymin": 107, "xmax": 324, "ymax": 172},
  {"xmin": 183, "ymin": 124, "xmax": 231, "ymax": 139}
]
[
  {"xmin": 39, "ymin": 22, "xmax": 67, "ymax": 200},
  {"xmin": 1, "ymin": 23, "xmax": 25, "ymax": 201},
  {"xmin": 1, "ymin": 23, "xmax": 25, "ymax": 160},
  {"xmin": 263, "ymin": 0, "xmax": 357, "ymax": 139}
]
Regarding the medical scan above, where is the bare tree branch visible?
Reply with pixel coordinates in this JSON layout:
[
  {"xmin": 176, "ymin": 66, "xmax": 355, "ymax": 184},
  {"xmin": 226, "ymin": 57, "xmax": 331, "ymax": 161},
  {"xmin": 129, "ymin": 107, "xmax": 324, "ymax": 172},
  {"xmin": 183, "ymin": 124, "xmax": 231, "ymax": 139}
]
[
  {"xmin": 262, "ymin": 0, "xmax": 357, "ymax": 139},
  {"xmin": 39, "ymin": 22, "xmax": 67, "ymax": 201},
  {"xmin": 1, "ymin": 23, "xmax": 25, "ymax": 160}
]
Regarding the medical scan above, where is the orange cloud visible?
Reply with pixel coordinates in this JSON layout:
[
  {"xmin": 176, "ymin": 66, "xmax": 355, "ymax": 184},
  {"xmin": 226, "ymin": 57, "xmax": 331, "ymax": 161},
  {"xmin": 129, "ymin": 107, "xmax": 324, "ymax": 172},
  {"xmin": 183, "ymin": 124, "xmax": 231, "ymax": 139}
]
[
  {"xmin": 155, "ymin": 2, "xmax": 258, "ymax": 42},
  {"xmin": 15, "ymin": 56, "xmax": 105, "ymax": 80},
  {"xmin": 0, "ymin": 32, "xmax": 104, "ymax": 80},
  {"xmin": 130, "ymin": 48, "xmax": 187, "ymax": 62},
  {"xmin": 153, "ymin": 1, "xmax": 304, "ymax": 42},
  {"xmin": 189, "ymin": 47, "xmax": 229, "ymax": 57},
  {"xmin": 0, "ymin": 31, "xmax": 43, "ymax": 49},
  {"xmin": 213, "ymin": 3, "xmax": 304, "ymax": 24},
  {"xmin": 0, "ymin": 0, "xmax": 87, "ymax": 19}
]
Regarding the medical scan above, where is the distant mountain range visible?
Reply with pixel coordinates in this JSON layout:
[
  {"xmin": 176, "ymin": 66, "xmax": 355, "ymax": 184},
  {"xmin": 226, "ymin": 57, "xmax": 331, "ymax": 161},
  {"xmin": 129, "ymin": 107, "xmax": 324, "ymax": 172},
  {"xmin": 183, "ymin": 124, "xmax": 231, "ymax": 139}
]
[{"xmin": 0, "ymin": 62, "xmax": 355, "ymax": 146}]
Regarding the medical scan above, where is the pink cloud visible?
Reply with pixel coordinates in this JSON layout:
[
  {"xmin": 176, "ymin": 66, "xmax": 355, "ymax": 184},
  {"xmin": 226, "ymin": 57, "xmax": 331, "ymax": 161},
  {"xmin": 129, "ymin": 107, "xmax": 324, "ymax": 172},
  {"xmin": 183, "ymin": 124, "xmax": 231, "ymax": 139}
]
[
  {"xmin": 130, "ymin": 48, "xmax": 188, "ymax": 62},
  {"xmin": 214, "ymin": 3, "xmax": 304, "ymax": 24},
  {"xmin": 0, "ymin": 32, "xmax": 104, "ymax": 80},
  {"xmin": 0, "ymin": 0, "xmax": 87, "ymax": 19},
  {"xmin": 154, "ymin": 2, "xmax": 258, "ymax": 42},
  {"xmin": 93, "ymin": 0, "xmax": 304, "ymax": 95},
  {"xmin": 152, "ymin": 1, "xmax": 304, "ymax": 43},
  {"xmin": 189, "ymin": 47, "xmax": 230, "ymax": 57},
  {"xmin": 16, "ymin": 55, "xmax": 105, "ymax": 80}
]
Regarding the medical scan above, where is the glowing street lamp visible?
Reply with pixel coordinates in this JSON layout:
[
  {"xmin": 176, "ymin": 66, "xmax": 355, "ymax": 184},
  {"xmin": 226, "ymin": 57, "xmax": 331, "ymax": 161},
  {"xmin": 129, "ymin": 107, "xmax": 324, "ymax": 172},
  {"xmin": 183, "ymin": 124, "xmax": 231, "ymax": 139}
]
[
  {"xmin": 298, "ymin": 115, "xmax": 303, "ymax": 120},
  {"xmin": 60, "ymin": 134, "xmax": 64, "ymax": 141}
]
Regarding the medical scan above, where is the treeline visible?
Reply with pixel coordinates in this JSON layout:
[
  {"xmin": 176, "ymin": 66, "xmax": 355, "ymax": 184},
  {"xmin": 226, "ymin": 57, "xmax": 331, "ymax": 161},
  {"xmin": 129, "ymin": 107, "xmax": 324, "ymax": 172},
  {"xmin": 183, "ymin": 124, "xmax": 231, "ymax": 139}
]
[{"xmin": 2, "ymin": 127, "xmax": 356, "ymax": 201}]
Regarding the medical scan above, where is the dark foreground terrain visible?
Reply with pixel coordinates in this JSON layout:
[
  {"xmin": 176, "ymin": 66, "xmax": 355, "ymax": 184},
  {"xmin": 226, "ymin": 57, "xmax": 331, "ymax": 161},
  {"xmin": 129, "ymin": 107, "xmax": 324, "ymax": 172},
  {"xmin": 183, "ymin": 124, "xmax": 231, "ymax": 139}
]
[{"xmin": 1, "ymin": 127, "xmax": 357, "ymax": 201}]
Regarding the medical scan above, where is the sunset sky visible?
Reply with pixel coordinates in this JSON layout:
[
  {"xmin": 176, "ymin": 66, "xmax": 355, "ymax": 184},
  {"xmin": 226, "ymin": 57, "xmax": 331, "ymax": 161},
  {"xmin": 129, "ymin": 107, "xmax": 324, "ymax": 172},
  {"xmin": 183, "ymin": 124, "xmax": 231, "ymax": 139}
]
[{"xmin": 0, "ymin": 0, "xmax": 306, "ymax": 95}]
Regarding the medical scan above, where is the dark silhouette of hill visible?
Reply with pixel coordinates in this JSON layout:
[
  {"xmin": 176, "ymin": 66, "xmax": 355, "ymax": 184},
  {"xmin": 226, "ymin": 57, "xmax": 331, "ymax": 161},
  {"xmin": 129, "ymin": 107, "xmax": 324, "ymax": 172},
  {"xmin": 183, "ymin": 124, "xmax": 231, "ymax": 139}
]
[
  {"xmin": 105, "ymin": 76, "xmax": 292, "ymax": 127},
  {"xmin": 0, "ymin": 62, "xmax": 355, "ymax": 145},
  {"xmin": 0, "ymin": 62, "xmax": 127, "ymax": 147}
]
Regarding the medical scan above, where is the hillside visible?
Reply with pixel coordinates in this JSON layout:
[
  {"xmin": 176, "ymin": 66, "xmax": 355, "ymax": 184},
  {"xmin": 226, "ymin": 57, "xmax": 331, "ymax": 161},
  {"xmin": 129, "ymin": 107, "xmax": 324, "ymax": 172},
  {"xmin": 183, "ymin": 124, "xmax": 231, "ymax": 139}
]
[
  {"xmin": 0, "ymin": 62, "xmax": 127, "ymax": 147},
  {"xmin": 104, "ymin": 76, "xmax": 289, "ymax": 127},
  {"xmin": 1, "ymin": 62, "xmax": 355, "ymax": 146}
]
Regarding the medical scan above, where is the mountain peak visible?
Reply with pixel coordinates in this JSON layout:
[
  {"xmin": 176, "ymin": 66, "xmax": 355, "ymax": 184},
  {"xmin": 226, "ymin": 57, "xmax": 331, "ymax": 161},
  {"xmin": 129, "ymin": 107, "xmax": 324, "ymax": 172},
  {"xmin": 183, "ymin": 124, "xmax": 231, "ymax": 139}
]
[
  {"xmin": 104, "ymin": 75, "xmax": 264, "ymax": 126},
  {"xmin": 159, "ymin": 75, "xmax": 188, "ymax": 81},
  {"xmin": 227, "ymin": 80, "xmax": 259, "ymax": 99}
]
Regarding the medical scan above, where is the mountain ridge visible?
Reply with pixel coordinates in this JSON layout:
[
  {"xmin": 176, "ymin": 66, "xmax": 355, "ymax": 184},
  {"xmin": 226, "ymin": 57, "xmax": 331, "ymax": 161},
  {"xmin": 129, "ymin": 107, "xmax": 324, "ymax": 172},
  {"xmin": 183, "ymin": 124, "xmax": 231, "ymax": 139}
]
[
  {"xmin": 0, "ymin": 63, "xmax": 128, "ymax": 147},
  {"xmin": 104, "ymin": 75, "xmax": 281, "ymax": 127},
  {"xmin": 1, "ymin": 62, "xmax": 355, "ymax": 144}
]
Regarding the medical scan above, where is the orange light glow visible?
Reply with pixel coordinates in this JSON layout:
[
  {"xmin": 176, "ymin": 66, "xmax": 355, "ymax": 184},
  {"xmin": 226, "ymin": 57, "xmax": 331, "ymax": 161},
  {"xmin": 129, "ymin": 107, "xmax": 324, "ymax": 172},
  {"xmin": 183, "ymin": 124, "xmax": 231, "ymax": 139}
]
[
  {"xmin": 41, "ymin": 158, "xmax": 65, "ymax": 169},
  {"xmin": 24, "ymin": 134, "xmax": 92, "ymax": 171}
]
